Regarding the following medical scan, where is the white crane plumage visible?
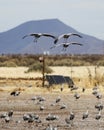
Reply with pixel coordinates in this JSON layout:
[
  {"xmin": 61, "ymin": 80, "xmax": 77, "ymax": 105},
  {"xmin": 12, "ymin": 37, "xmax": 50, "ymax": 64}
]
[
  {"xmin": 50, "ymin": 42, "xmax": 83, "ymax": 51},
  {"xmin": 54, "ymin": 33, "xmax": 83, "ymax": 44},
  {"xmin": 22, "ymin": 33, "xmax": 56, "ymax": 43}
]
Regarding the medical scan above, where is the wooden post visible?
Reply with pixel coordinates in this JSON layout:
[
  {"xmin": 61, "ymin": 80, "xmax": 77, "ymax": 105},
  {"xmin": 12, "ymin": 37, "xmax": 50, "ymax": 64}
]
[
  {"xmin": 42, "ymin": 56, "xmax": 45, "ymax": 87},
  {"xmin": 39, "ymin": 56, "xmax": 45, "ymax": 87}
]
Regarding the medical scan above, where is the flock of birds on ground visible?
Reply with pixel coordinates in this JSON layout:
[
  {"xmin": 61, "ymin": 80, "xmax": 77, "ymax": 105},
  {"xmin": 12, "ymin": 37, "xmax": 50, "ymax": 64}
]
[
  {"xmin": 22, "ymin": 32, "xmax": 83, "ymax": 51},
  {"xmin": 0, "ymin": 84, "xmax": 104, "ymax": 130}
]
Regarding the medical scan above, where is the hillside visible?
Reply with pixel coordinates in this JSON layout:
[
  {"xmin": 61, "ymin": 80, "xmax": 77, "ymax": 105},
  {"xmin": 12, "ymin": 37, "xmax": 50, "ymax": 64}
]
[{"xmin": 0, "ymin": 19, "xmax": 104, "ymax": 54}]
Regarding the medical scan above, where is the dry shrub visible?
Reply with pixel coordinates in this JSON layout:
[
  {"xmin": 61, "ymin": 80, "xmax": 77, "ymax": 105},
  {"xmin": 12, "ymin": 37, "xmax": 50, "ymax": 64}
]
[
  {"xmin": 0, "ymin": 61, "xmax": 17, "ymax": 67},
  {"xmin": 26, "ymin": 63, "xmax": 53, "ymax": 74},
  {"xmin": 0, "ymin": 88, "xmax": 4, "ymax": 92}
]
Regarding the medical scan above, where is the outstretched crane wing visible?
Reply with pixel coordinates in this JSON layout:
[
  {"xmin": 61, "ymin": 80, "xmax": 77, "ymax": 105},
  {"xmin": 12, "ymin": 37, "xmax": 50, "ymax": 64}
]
[{"xmin": 42, "ymin": 33, "xmax": 56, "ymax": 39}]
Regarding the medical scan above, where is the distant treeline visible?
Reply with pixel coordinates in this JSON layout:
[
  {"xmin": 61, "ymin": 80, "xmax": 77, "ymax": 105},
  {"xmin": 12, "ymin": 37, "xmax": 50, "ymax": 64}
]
[{"xmin": 0, "ymin": 54, "xmax": 104, "ymax": 67}]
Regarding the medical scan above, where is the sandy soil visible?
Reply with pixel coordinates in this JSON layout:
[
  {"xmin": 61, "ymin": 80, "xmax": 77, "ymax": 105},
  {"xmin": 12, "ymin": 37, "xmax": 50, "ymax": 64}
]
[
  {"xmin": 0, "ymin": 88, "xmax": 104, "ymax": 130},
  {"xmin": 0, "ymin": 66, "xmax": 104, "ymax": 130},
  {"xmin": 0, "ymin": 66, "xmax": 104, "ymax": 78}
]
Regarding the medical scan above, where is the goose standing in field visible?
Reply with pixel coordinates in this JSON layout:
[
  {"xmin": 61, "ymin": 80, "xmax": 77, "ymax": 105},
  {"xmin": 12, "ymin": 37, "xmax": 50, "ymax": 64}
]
[
  {"xmin": 50, "ymin": 42, "xmax": 83, "ymax": 51},
  {"xmin": 22, "ymin": 33, "xmax": 56, "ymax": 43},
  {"xmin": 54, "ymin": 33, "xmax": 83, "ymax": 44}
]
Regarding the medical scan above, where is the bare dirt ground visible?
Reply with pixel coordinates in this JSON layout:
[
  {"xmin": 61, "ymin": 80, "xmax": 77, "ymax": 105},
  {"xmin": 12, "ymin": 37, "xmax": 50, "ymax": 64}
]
[{"xmin": 0, "ymin": 66, "xmax": 104, "ymax": 130}]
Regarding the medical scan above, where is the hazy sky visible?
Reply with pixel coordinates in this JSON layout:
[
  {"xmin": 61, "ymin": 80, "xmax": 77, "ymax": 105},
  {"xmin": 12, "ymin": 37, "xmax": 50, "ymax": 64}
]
[{"xmin": 0, "ymin": 0, "xmax": 104, "ymax": 39}]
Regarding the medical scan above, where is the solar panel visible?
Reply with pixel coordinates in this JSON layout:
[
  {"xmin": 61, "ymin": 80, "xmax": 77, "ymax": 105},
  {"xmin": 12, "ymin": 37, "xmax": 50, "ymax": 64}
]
[
  {"xmin": 52, "ymin": 75, "xmax": 65, "ymax": 84},
  {"xmin": 46, "ymin": 75, "xmax": 54, "ymax": 85},
  {"xmin": 64, "ymin": 76, "xmax": 74, "ymax": 86},
  {"xmin": 46, "ymin": 75, "xmax": 74, "ymax": 86}
]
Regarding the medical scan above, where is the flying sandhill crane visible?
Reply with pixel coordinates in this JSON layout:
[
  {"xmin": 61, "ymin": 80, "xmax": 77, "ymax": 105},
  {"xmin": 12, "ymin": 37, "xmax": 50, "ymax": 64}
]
[
  {"xmin": 22, "ymin": 33, "xmax": 56, "ymax": 42},
  {"xmin": 54, "ymin": 33, "xmax": 83, "ymax": 44},
  {"xmin": 50, "ymin": 42, "xmax": 83, "ymax": 51}
]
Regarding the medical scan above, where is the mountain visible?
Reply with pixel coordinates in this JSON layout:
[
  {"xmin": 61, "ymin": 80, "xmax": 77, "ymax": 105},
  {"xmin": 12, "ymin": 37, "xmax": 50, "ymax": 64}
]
[{"xmin": 0, "ymin": 19, "xmax": 104, "ymax": 54}]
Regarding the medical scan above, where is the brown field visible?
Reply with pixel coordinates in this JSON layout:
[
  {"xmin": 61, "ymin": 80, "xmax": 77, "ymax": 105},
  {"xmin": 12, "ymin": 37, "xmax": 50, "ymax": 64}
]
[{"xmin": 0, "ymin": 66, "xmax": 104, "ymax": 130}]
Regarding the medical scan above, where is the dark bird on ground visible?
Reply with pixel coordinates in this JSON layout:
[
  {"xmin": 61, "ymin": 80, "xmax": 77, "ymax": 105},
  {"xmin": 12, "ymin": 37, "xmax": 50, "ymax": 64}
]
[
  {"xmin": 65, "ymin": 117, "xmax": 71, "ymax": 125},
  {"xmin": 82, "ymin": 109, "xmax": 89, "ymax": 120},
  {"xmin": 10, "ymin": 91, "xmax": 20, "ymax": 96},
  {"xmin": 55, "ymin": 96, "xmax": 61, "ymax": 103},
  {"xmin": 96, "ymin": 92, "xmax": 102, "ymax": 100},
  {"xmin": 28, "ymin": 117, "xmax": 34, "ymax": 123},
  {"xmin": 0, "ymin": 113, "xmax": 8, "ymax": 118},
  {"xmin": 31, "ymin": 96, "xmax": 37, "ymax": 101},
  {"xmin": 5, "ymin": 116, "xmax": 10, "ymax": 123},
  {"xmin": 60, "ymin": 85, "xmax": 64, "ymax": 92},
  {"xmin": 40, "ymin": 106, "xmax": 45, "ymax": 111},
  {"xmin": 95, "ymin": 102, "xmax": 103, "ymax": 111},
  {"xmin": 22, "ymin": 33, "xmax": 56, "ymax": 42},
  {"xmin": 46, "ymin": 113, "xmax": 59, "ymax": 121},
  {"xmin": 82, "ymin": 87, "xmax": 85, "ymax": 92},
  {"xmin": 37, "ymin": 96, "xmax": 46, "ymax": 103},
  {"xmin": 74, "ymin": 92, "xmax": 80, "ymax": 100},
  {"xmin": 46, "ymin": 124, "xmax": 57, "ymax": 130},
  {"xmin": 60, "ymin": 87, "xmax": 63, "ymax": 92},
  {"xmin": 92, "ymin": 84, "xmax": 99, "ymax": 91},
  {"xmin": 8, "ymin": 110, "xmax": 13, "ymax": 117},
  {"xmin": 69, "ymin": 112, "xmax": 75, "ymax": 120},
  {"xmin": 23, "ymin": 114, "xmax": 30, "ymax": 121},
  {"xmin": 54, "ymin": 33, "xmax": 83, "ymax": 44},
  {"xmin": 95, "ymin": 111, "xmax": 101, "ymax": 120},
  {"xmin": 92, "ymin": 90, "xmax": 98, "ymax": 96},
  {"xmin": 60, "ymin": 104, "xmax": 67, "ymax": 109},
  {"xmin": 70, "ymin": 85, "xmax": 78, "ymax": 91},
  {"xmin": 50, "ymin": 42, "xmax": 83, "ymax": 51}
]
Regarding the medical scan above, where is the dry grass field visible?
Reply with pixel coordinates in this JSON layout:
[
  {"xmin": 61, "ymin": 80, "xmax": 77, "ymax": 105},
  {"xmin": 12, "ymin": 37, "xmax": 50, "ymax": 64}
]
[{"xmin": 0, "ymin": 66, "xmax": 104, "ymax": 130}]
